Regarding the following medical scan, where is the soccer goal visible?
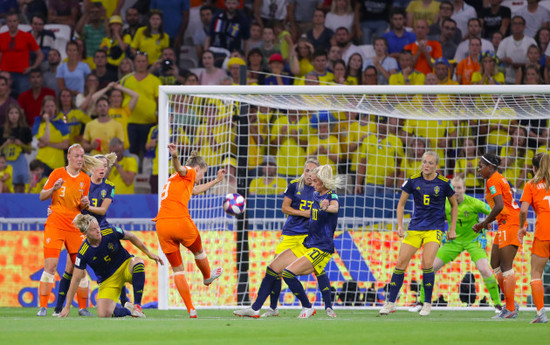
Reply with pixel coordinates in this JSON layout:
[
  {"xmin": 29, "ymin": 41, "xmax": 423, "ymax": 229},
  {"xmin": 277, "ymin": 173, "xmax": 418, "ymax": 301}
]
[{"xmin": 157, "ymin": 84, "xmax": 550, "ymax": 310}]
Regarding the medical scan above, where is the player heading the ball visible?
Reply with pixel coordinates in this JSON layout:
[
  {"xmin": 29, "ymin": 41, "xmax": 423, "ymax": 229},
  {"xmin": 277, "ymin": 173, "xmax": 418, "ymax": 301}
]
[{"xmin": 153, "ymin": 144, "xmax": 225, "ymax": 318}]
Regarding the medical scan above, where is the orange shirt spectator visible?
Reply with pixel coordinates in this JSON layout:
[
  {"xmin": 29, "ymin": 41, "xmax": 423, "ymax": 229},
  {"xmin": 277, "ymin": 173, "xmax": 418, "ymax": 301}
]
[
  {"xmin": 404, "ymin": 19, "xmax": 442, "ymax": 75},
  {"xmin": 455, "ymin": 56, "xmax": 480, "ymax": 85}
]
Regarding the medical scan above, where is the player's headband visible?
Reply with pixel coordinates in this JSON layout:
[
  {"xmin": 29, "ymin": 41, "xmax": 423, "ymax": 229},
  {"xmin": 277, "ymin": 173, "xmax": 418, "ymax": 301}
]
[
  {"xmin": 68, "ymin": 143, "xmax": 83, "ymax": 154},
  {"xmin": 481, "ymin": 156, "xmax": 498, "ymax": 167}
]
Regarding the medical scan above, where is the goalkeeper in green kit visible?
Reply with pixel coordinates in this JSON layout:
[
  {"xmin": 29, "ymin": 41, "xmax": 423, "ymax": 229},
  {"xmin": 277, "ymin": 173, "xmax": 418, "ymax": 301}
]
[{"xmin": 409, "ymin": 176, "xmax": 503, "ymax": 313}]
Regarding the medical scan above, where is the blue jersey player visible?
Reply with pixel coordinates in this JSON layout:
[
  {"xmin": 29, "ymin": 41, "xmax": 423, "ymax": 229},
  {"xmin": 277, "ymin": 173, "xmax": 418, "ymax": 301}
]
[
  {"xmin": 59, "ymin": 214, "xmax": 163, "ymax": 318},
  {"xmin": 235, "ymin": 164, "xmax": 344, "ymax": 319},
  {"xmin": 235, "ymin": 160, "xmax": 338, "ymax": 318},
  {"xmin": 53, "ymin": 154, "xmax": 122, "ymax": 316},
  {"xmin": 380, "ymin": 151, "xmax": 458, "ymax": 317}
]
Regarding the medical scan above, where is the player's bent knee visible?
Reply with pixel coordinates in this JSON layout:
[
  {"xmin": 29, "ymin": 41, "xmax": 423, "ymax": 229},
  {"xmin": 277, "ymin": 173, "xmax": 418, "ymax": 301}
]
[
  {"xmin": 79, "ymin": 278, "xmax": 89, "ymax": 288},
  {"xmin": 40, "ymin": 271, "xmax": 55, "ymax": 283},
  {"xmin": 194, "ymin": 251, "xmax": 206, "ymax": 260}
]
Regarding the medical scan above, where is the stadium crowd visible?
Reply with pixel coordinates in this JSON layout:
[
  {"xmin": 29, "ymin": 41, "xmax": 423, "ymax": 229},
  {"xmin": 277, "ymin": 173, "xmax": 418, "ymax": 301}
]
[{"xmin": 0, "ymin": 0, "xmax": 549, "ymax": 195}]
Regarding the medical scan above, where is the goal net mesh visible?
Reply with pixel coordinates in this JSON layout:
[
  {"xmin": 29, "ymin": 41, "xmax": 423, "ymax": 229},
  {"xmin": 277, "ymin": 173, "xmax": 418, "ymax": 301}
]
[{"xmin": 157, "ymin": 85, "xmax": 550, "ymax": 310}]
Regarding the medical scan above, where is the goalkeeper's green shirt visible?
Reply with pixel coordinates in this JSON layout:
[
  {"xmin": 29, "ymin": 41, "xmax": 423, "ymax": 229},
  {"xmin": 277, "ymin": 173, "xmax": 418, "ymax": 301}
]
[{"xmin": 445, "ymin": 194, "xmax": 491, "ymax": 244}]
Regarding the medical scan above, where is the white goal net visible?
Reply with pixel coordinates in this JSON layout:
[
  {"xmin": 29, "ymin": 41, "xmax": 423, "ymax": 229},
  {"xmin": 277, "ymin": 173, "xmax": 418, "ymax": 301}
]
[{"xmin": 157, "ymin": 85, "xmax": 550, "ymax": 310}]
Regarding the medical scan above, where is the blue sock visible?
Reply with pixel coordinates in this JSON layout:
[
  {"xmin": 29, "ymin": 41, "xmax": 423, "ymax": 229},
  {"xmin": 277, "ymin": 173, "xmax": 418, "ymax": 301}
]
[
  {"xmin": 388, "ymin": 268, "xmax": 405, "ymax": 303},
  {"xmin": 282, "ymin": 269, "xmax": 312, "ymax": 308},
  {"xmin": 422, "ymin": 267, "xmax": 435, "ymax": 304},
  {"xmin": 132, "ymin": 263, "xmax": 145, "ymax": 306},
  {"xmin": 252, "ymin": 267, "xmax": 278, "ymax": 311},
  {"xmin": 55, "ymin": 271, "xmax": 72, "ymax": 311},
  {"xmin": 112, "ymin": 306, "xmax": 131, "ymax": 317},
  {"xmin": 119, "ymin": 286, "xmax": 129, "ymax": 305},
  {"xmin": 316, "ymin": 272, "xmax": 333, "ymax": 309},
  {"xmin": 269, "ymin": 276, "xmax": 282, "ymax": 310}
]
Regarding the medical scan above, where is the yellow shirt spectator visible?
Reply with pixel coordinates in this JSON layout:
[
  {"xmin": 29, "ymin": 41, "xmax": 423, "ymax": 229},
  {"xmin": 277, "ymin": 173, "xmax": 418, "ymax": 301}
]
[
  {"xmin": 109, "ymin": 155, "xmax": 138, "ymax": 194},
  {"xmin": 406, "ymin": 0, "xmax": 440, "ymax": 26},
  {"xmin": 0, "ymin": 162, "xmax": 14, "ymax": 193},
  {"xmin": 270, "ymin": 114, "xmax": 309, "ymax": 176},
  {"xmin": 122, "ymin": 73, "xmax": 161, "ymax": 125},
  {"xmin": 100, "ymin": 34, "xmax": 132, "ymax": 66},
  {"xmin": 249, "ymin": 176, "xmax": 288, "ymax": 195},
  {"xmin": 35, "ymin": 114, "xmax": 70, "ymax": 170},
  {"xmin": 83, "ymin": 118, "xmax": 125, "ymax": 155},
  {"xmin": 131, "ymin": 27, "xmax": 170, "ymax": 65},
  {"xmin": 109, "ymin": 105, "xmax": 132, "ymax": 150},
  {"xmin": 359, "ymin": 133, "xmax": 405, "ymax": 185},
  {"xmin": 64, "ymin": 109, "xmax": 91, "ymax": 145},
  {"xmin": 389, "ymin": 71, "xmax": 425, "ymax": 85}
]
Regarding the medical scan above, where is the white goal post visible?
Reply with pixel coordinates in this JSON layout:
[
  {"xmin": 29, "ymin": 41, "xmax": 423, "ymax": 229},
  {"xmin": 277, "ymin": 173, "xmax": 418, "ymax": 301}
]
[{"xmin": 157, "ymin": 85, "xmax": 550, "ymax": 310}]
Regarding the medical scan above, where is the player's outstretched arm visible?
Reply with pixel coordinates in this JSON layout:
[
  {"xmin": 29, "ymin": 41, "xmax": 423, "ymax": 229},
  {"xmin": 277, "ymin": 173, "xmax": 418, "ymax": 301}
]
[
  {"xmin": 58, "ymin": 268, "xmax": 86, "ymax": 317},
  {"xmin": 123, "ymin": 230, "xmax": 164, "ymax": 265},
  {"xmin": 447, "ymin": 195, "xmax": 458, "ymax": 240},
  {"xmin": 168, "ymin": 143, "xmax": 187, "ymax": 177},
  {"xmin": 518, "ymin": 201, "xmax": 530, "ymax": 243},
  {"xmin": 192, "ymin": 169, "xmax": 226, "ymax": 195}
]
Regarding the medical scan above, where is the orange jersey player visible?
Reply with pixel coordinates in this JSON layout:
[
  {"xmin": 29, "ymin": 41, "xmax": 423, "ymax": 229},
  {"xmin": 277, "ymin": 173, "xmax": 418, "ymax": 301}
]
[
  {"xmin": 519, "ymin": 152, "xmax": 550, "ymax": 323},
  {"xmin": 153, "ymin": 143, "xmax": 225, "ymax": 318},
  {"xmin": 473, "ymin": 153, "xmax": 521, "ymax": 319},
  {"xmin": 36, "ymin": 144, "xmax": 101, "ymax": 317}
]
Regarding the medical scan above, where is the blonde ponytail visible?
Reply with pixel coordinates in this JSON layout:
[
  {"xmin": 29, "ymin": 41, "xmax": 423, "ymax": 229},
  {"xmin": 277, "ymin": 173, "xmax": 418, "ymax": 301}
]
[{"xmin": 312, "ymin": 165, "xmax": 345, "ymax": 191}]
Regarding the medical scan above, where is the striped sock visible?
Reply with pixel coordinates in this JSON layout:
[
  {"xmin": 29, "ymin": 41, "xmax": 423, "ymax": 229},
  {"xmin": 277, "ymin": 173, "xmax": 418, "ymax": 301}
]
[
  {"xmin": 269, "ymin": 276, "xmax": 282, "ymax": 310},
  {"xmin": 132, "ymin": 263, "xmax": 145, "ymax": 306},
  {"xmin": 388, "ymin": 268, "xmax": 405, "ymax": 303},
  {"xmin": 316, "ymin": 272, "xmax": 333, "ymax": 309},
  {"xmin": 55, "ymin": 271, "xmax": 72, "ymax": 311},
  {"xmin": 252, "ymin": 267, "xmax": 279, "ymax": 311},
  {"xmin": 282, "ymin": 269, "xmax": 312, "ymax": 308},
  {"xmin": 422, "ymin": 267, "xmax": 435, "ymax": 304}
]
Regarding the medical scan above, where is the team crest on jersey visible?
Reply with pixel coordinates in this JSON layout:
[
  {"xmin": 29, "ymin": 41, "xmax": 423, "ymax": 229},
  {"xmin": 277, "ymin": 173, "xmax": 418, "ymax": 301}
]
[
  {"xmin": 80, "ymin": 182, "xmax": 84, "ymax": 188},
  {"xmin": 416, "ymin": 186, "xmax": 421, "ymax": 190},
  {"xmin": 434, "ymin": 186, "xmax": 440, "ymax": 195},
  {"xmin": 101, "ymin": 189, "xmax": 107, "ymax": 198},
  {"xmin": 108, "ymin": 243, "xmax": 114, "ymax": 252}
]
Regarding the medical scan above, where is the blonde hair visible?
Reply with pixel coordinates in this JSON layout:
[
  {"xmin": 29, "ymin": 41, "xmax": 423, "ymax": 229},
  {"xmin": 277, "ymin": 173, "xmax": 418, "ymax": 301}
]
[
  {"xmin": 297, "ymin": 158, "xmax": 320, "ymax": 191},
  {"xmin": 94, "ymin": 152, "xmax": 117, "ymax": 169},
  {"xmin": 185, "ymin": 150, "xmax": 207, "ymax": 169},
  {"xmin": 82, "ymin": 155, "xmax": 105, "ymax": 173},
  {"xmin": 530, "ymin": 153, "xmax": 550, "ymax": 191},
  {"xmin": 422, "ymin": 151, "xmax": 440, "ymax": 165},
  {"xmin": 451, "ymin": 175, "xmax": 466, "ymax": 188},
  {"xmin": 312, "ymin": 164, "xmax": 345, "ymax": 191},
  {"xmin": 73, "ymin": 214, "xmax": 96, "ymax": 234}
]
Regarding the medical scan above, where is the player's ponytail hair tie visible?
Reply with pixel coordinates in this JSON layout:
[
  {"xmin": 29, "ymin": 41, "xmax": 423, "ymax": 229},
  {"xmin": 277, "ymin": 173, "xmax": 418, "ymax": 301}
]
[
  {"xmin": 481, "ymin": 153, "xmax": 500, "ymax": 167},
  {"xmin": 94, "ymin": 153, "xmax": 117, "ymax": 169}
]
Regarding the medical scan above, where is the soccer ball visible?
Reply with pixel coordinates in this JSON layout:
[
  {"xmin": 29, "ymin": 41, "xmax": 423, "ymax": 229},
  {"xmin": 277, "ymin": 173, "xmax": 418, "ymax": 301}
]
[{"xmin": 223, "ymin": 193, "xmax": 246, "ymax": 216}]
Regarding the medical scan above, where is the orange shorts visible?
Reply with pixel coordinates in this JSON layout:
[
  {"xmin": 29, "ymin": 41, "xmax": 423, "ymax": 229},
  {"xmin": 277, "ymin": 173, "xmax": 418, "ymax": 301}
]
[
  {"xmin": 493, "ymin": 223, "xmax": 521, "ymax": 248},
  {"xmin": 155, "ymin": 217, "xmax": 201, "ymax": 255},
  {"xmin": 531, "ymin": 237, "xmax": 550, "ymax": 258},
  {"xmin": 44, "ymin": 224, "xmax": 86, "ymax": 259}
]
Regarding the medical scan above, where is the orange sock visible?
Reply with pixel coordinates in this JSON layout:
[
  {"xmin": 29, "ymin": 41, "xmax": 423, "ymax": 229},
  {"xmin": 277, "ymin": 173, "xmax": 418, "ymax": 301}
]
[
  {"xmin": 174, "ymin": 272, "xmax": 194, "ymax": 313},
  {"xmin": 530, "ymin": 279, "xmax": 544, "ymax": 312},
  {"xmin": 77, "ymin": 286, "xmax": 89, "ymax": 309},
  {"xmin": 195, "ymin": 257, "xmax": 211, "ymax": 280},
  {"xmin": 39, "ymin": 281, "xmax": 53, "ymax": 308},
  {"xmin": 503, "ymin": 272, "xmax": 516, "ymax": 311}
]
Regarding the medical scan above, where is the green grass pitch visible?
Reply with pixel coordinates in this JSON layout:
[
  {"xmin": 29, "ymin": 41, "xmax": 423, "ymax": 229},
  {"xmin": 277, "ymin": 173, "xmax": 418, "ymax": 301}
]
[{"xmin": 1, "ymin": 308, "xmax": 547, "ymax": 345}]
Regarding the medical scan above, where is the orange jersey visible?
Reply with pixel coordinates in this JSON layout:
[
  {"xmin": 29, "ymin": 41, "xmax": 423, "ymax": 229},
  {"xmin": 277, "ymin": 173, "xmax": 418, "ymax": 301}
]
[
  {"xmin": 154, "ymin": 167, "xmax": 196, "ymax": 220},
  {"xmin": 520, "ymin": 180, "xmax": 550, "ymax": 240},
  {"xmin": 44, "ymin": 167, "xmax": 90, "ymax": 231},
  {"xmin": 485, "ymin": 171, "xmax": 520, "ymax": 227}
]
